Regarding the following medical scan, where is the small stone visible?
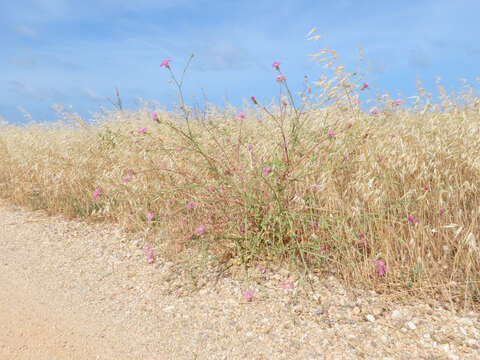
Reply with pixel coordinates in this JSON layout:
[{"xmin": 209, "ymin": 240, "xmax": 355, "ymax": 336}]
[
  {"xmin": 406, "ymin": 321, "xmax": 416, "ymax": 330},
  {"xmin": 163, "ymin": 305, "xmax": 175, "ymax": 313},
  {"xmin": 391, "ymin": 309, "xmax": 403, "ymax": 320},
  {"xmin": 365, "ymin": 314, "xmax": 375, "ymax": 322}
]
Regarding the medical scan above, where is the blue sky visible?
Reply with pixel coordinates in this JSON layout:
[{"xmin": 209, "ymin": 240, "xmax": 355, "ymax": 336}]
[{"xmin": 1, "ymin": 0, "xmax": 479, "ymax": 126}]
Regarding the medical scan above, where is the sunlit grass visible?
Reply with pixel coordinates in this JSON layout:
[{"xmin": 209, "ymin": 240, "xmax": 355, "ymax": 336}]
[{"xmin": 1, "ymin": 30, "xmax": 479, "ymax": 311}]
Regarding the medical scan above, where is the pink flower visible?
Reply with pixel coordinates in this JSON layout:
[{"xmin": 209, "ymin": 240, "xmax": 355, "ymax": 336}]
[
  {"xmin": 311, "ymin": 184, "xmax": 321, "ymax": 191},
  {"xmin": 242, "ymin": 289, "xmax": 255, "ymax": 301},
  {"xmin": 359, "ymin": 233, "xmax": 366, "ymax": 239},
  {"xmin": 353, "ymin": 99, "xmax": 361, "ymax": 104},
  {"xmin": 370, "ymin": 108, "xmax": 379, "ymax": 115},
  {"xmin": 251, "ymin": 96, "xmax": 258, "ymax": 104},
  {"xmin": 159, "ymin": 59, "xmax": 171, "ymax": 68},
  {"xmin": 440, "ymin": 209, "xmax": 446, "ymax": 215},
  {"xmin": 147, "ymin": 212, "xmax": 155, "ymax": 221},
  {"xmin": 143, "ymin": 244, "xmax": 152, "ymax": 252},
  {"xmin": 137, "ymin": 127, "xmax": 147, "ymax": 134},
  {"xmin": 257, "ymin": 117, "xmax": 263, "ymax": 123},
  {"xmin": 256, "ymin": 264, "xmax": 266, "ymax": 273},
  {"xmin": 361, "ymin": 83, "xmax": 369, "ymax": 90},
  {"xmin": 143, "ymin": 244, "xmax": 155, "ymax": 263},
  {"xmin": 424, "ymin": 186, "xmax": 430, "ymax": 191},
  {"xmin": 280, "ymin": 281, "xmax": 295, "ymax": 290},
  {"xmin": 129, "ymin": 130, "xmax": 134, "ymax": 134},
  {"xmin": 247, "ymin": 144, "xmax": 254, "ymax": 150},
  {"xmin": 236, "ymin": 112, "xmax": 246, "ymax": 119},
  {"xmin": 194, "ymin": 225, "xmax": 206, "ymax": 236},
  {"xmin": 92, "ymin": 188, "xmax": 102, "ymax": 202},
  {"xmin": 123, "ymin": 176, "xmax": 131, "ymax": 183},
  {"xmin": 328, "ymin": 132, "xmax": 335, "ymax": 137},
  {"xmin": 394, "ymin": 99, "xmax": 403, "ymax": 105},
  {"xmin": 186, "ymin": 201, "xmax": 197, "ymax": 210},
  {"xmin": 276, "ymin": 74, "xmax": 286, "ymax": 81},
  {"xmin": 272, "ymin": 61, "xmax": 280, "ymax": 70},
  {"xmin": 263, "ymin": 167, "xmax": 272, "ymax": 175},
  {"xmin": 372, "ymin": 258, "xmax": 387, "ymax": 276},
  {"xmin": 152, "ymin": 112, "xmax": 160, "ymax": 123},
  {"xmin": 408, "ymin": 215, "xmax": 418, "ymax": 225},
  {"xmin": 239, "ymin": 225, "xmax": 245, "ymax": 233}
]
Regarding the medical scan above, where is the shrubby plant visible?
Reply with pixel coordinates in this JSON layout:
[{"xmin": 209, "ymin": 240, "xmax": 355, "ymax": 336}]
[{"xmin": 0, "ymin": 28, "xmax": 479, "ymax": 310}]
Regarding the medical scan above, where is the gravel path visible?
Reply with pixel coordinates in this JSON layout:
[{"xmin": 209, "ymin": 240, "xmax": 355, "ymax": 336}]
[{"xmin": 1, "ymin": 200, "xmax": 479, "ymax": 359}]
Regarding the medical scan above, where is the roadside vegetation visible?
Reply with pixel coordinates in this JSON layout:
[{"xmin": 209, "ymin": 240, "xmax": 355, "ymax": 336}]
[{"xmin": 1, "ymin": 29, "xmax": 479, "ymax": 311}]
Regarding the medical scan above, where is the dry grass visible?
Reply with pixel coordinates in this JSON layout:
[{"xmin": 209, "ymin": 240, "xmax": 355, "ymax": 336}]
[{"xmin": 1, "ymin": 34, "xmax": 479, "ymax": 312}]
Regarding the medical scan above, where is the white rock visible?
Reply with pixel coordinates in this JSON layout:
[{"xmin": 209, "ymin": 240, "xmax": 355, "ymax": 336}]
[
  {"xmin": 406, "ymin": 321, "xmax": 416, "ymax": 330},
  {"xmin": 447, "ymin": 353, "xmax": 459, "ymax": 360},
  {"xmin": 365, "ymin": 314, "xmax": 375, "ymax": 322},
  {"xmin": 391, "ymin": 309, "xmax": 403, "ymax": 320}
]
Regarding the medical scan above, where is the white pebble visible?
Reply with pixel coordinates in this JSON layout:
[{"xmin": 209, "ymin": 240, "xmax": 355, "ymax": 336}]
[
  {"xmin": 391, "ymin": 309, "xmax": 402, "ymax": 320},
  {"xmin": 365, "ymin": 314, "xmax": 375, "ymax": 322},
  {"xmin": 406, "ymin": 321, "xmax": 416, "ymax": 330}
]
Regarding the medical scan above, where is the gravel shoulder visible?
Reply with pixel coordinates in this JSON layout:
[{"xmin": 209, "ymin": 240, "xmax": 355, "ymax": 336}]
[{"xmin": 0, "ymin": 200, "xmax": 479, "ymax": 359}]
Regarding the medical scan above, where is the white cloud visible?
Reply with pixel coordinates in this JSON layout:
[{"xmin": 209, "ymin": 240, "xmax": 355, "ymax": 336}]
[
  {"xmin": 408, "ymin": 48, "xmax": 431, "ymax": 68},
  {"xmin": 12, "ymin": 25, "xmax": 37, "ymax": 38},
  {"xmin": 9, "ymin": 54, "xmax": 36, "ymax": 68},
  {"xmin": 82, "ymin": 87, "xmax": 105, "ymax": 101},
  {"xmin": 8, "ymin": 80, "xmax": 62, "ymax": 102}
]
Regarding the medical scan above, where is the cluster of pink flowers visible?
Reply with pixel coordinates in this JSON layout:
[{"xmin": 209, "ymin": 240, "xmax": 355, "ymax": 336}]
[{"xmin": 143, "ymin": 244, "xmax": 155, "ymax": 264}]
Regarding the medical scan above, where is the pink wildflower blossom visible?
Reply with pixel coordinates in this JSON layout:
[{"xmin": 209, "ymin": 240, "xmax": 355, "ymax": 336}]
[
  {"xmin": 159, "ymin": 59, "xmax": 171, "ymax": 68},
  {"xmin": 408, "ymin": 215, "xmax": 418, "ymax": 225},
  {"xmin": 394, "ymin": 99, "xmax": 403, "ymax": 105},
  {"xmin": 251, "ymin": 96, "xmax": 258, "ymax": 104},
  {"xmin": 276, "ymin": 74, "xmax": 286, "ymax": 81},
  {"xmin": 147, "ymin": 213, "xmax": 155, "ymax": 221},
  {"xmin": 263, "ymin": 167, "xmax": 273, "ymax": 175},
  {"xmin": 92, "ymin": 188, "xmax": 102, "ymax": 202},
  {"xmin": 272, "ymin": 61, "xmax": 280, "ymax": 70},
  {"xmin": 194, "ymin": 225, "xmax": 206, "ymax": 236},
  {"xmin": 372, "ymin": 258, "xmax": 387, "ymax": 276},
  {"xmin": 137, "ymin": 127, "xmax": 147, "ymax": 134},
  {"xmin": 281, "ymin": 281, "xmax": 295, "ymax": 290},
  {"xmin": 361, "ymin": 83, "xmax": 369, "ymax": 90},
  {"xmin": 242, "ymin": 289, "xmax": 255, "ymax": 301},
  {"xmin": 186, "ymin": 201, "xmax": 197, "ymax": 210},
  {"xmin": 236, "ymin": 112, "xmax": 246, "ymax": 119}
]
